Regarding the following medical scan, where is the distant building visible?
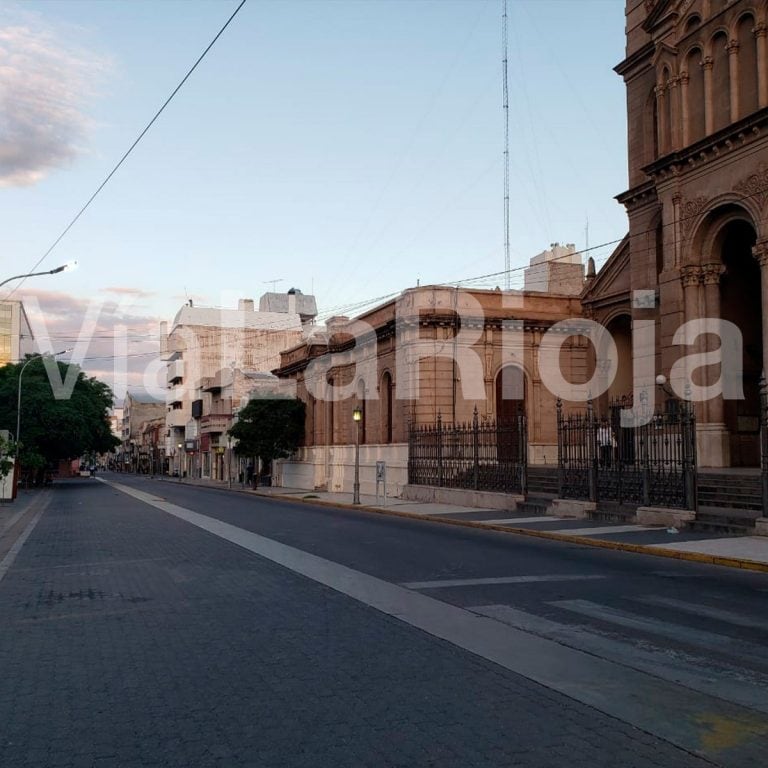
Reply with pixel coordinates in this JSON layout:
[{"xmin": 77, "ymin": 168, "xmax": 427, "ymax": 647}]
[
  {"xmin": 0, "ymin": 300, "xmax": 34, "ymax": 365},
  {"xmin": 120, "ymin": 390, "xmax": 165, "ymax": 472},
  {"xmin": 161, "ymin": 291, "xmax": 317, "ymax": 478}
]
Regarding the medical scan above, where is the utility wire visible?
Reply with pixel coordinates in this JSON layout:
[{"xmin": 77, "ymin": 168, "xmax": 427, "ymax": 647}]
[{"xmin": 3, "ymin": 0, "xmax": 248, "ymax": 301}]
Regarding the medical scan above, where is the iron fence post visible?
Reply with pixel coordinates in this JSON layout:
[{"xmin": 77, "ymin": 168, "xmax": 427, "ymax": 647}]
[
  {"xmin": 472, "ymin": 407, "xmax": 479, "ymax": 490},
  {"xmin": 436, "ymin": 412, "xmax": 443, "ymax": 487},
  {"xmin": 519, "ymin": 409, "xmax": 528, "ymax": 497},
  {"xmin": 556, "ymin": 398, "xmax": 564, "ymax": 497},
  {"xmin": 587, "ymin": 398, "xmax": 598, "ymax": 503}
]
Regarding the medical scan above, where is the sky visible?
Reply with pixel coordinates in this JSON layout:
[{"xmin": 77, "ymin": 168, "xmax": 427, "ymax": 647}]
[{"xmin": 0, "ymin": 0, "xmax": 629, "ymax": 392}]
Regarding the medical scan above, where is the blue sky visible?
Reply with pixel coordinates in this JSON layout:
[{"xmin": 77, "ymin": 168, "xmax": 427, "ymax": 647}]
[{"xmin": 1, "ymin": 0, "xmax": 628, "ymax": 380}]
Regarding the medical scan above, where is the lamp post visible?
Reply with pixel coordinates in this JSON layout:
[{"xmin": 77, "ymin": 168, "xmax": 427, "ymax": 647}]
[
  {"xmin": 177, "ymin": 442, "xmax": 183, "ymax": 481},
  {"xmin": 1, "ymin": 262, "xmax": 77, "ymax": 291},
  {"xmin": 16, "ymin": 350, "xmax": 70, "ymax": 463},
  {"xmin": 352, "ymin": 406, "xmax": 362, "ymax": 504},
  {"xmin": 226, "ymin": 434, "xmax": 233, "ymax": 490}
]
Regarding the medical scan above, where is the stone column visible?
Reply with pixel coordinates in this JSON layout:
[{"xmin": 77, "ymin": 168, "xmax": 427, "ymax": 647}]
[
  {"xmin": 752, "ymin": 241, "xmax": 768, "ymax": 376},
  {"xmin": 702, "ymin": 56, "xmax": 714, "ymax": 136},
  {"xmin": 702, "ymin": 262, "xmax": 726, "ymax": 426},
  {"xmin": 755, "ymin": 240, "xmax": 768, "ymax": 534},
  {"xmin": 668, "ymin": 76, "xmax": 681, "ymax": 150},
  {"xmin": 755, "ymin": 23, "xmax": 768, "ymax": 109},
  {"xmin": 727, "ymin": 39, "xmax": 740, "ymax": 122},
  {"xmin": 679, "ymin": 72, "xmax": 690, "ymax": 147}
]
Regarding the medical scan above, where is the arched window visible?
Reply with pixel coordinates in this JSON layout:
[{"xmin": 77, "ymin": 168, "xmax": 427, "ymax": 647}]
[
  {"xmin": 737, "ymin": 14, "xmax": 758, "ymax": 117},
  {"xmin": 687, "ymin": 48, "xmax": 705, "ymax": 143},
  {"xmin": 327, "ymin": 378, "xmax": 335, "ymax": 445},
  {"xmin": 381, "ymin": 372, "xmax": 393, "ymax": 444},
  {"xmin": 656, "ymin": 220, "xmax": 665, "ymax": 275},
  {"xmin": 711, "ymin": 31, "xmax": 730, "ymax": 132},
  {"xmin": 685, "ymin": 15, "xmax": 701, "ymax": 34},
  {"xmin": 646, "ymin": 87, "xmax": 660, "ymax": 161},
  {"xmin": 661, "ymin": 68, "xmax": 672, "ymax": 153}
]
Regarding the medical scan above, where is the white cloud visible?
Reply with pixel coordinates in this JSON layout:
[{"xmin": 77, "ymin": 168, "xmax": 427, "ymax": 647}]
[{"xmin": 0, "ymin": 21, "xmax": 107, "ymax": 186}]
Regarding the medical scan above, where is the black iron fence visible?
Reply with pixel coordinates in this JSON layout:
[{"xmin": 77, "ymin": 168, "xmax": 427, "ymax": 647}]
[
  {"xmin": 408, "ymin": 408, "xmax": 527, "ymax": 494},
  {"xmin": 760, "ymin": 377, "xmax": 768, "ymax": 513},
  {"xmin": 556, "ymin": 396, "xmax": 697, "ymax": 510}
]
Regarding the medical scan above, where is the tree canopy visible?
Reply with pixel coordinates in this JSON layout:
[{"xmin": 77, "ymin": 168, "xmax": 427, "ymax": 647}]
[
  {"xmin": 228, "ymin": 398, "xmax": 305, "ymax": 463},
  {"xmin": 0, "ymin": 358, "xmax": 119, "ymax": 472}
]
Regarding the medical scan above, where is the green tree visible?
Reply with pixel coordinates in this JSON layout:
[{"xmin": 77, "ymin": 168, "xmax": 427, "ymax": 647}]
[
  {"xmin": 0, "ymin": 358, "xmax": 120, "ymax": 480},
  {"xmin": 228, "ymin": 398, "xmax": 305, "ymax": 465},
  {"xmin": 0, "ymin": 432, "xmax": 15, "ymax": 479}
]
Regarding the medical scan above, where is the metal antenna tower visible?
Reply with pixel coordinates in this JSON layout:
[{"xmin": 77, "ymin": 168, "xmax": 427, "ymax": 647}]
[{"xmin": 502, "ymin": 0, "xmax": 510, "ymax": 290}]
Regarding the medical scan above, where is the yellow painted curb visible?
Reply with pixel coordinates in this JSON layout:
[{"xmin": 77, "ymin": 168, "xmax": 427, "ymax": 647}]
[{"xmin": 247, "ymin": 489, "xmax": 768, "ymax": 575}]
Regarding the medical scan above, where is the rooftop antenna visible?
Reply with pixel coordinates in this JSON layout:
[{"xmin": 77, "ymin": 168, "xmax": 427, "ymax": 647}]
[
  {"xmin": 502, "ymin": 0, "xmax": 510, "ymax": 290},
  {"xmin": 264, "ymin": 279, "xmax": 284, "ymax": 292}
]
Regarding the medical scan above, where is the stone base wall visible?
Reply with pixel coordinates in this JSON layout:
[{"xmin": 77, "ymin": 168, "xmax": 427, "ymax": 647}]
[{"xmin": 274, "ymin": 443, "xmax": 408, "ymax": 498}]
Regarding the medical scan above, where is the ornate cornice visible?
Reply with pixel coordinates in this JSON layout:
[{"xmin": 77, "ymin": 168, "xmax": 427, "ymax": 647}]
[
  {"xmin": 642, "ymin": 106, "xmax": 768, "ymax": 182},
  {"xmin": 615, "ymin": 180, "xmax": 658, "ymax": 212}
]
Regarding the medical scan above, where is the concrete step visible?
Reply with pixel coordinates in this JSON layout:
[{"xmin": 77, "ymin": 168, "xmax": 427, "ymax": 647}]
[
  {"xmin": 690, "ymin": 506, "xmax": 759, "ymax": 535},
  {"xmin": 587, "ymin": 504, "xmax": 637, "ymax": 524}
]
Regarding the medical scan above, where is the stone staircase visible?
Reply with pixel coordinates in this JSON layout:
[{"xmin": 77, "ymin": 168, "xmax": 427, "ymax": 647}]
[{"xmin": 524, "ymin": 465, "xmax": 766, "ymax": 534}]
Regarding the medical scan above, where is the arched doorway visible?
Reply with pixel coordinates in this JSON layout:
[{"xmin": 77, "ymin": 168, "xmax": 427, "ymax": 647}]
[
  {"xmin": 719, "ymin": 219, "xmax": 762, "ymax": 466},
  {"xmin": 495, "ymin": 365, "xmax": 525, "ymax": 423},
  {"xmin": 495, "ymin": 366, "xmax": 526, "ymax": 464}
]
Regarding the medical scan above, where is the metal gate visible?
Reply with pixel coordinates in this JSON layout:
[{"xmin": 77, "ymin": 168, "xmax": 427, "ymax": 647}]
[
  {"xmin": 408, "ymin": 407, "xmax": 528, "ymax": 494},
  {"xmin": 556, "ymin": 396, "xmax": 697, "ymax": 510}
]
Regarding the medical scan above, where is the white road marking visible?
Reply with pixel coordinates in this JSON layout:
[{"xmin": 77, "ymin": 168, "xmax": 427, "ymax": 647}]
[
  {"xmin": 551, "ymin": 599, "xmax": 768, "ymax": 663},
  {"xmin": 635, "ymin": 595, "xmax": 768, "ymax": 632},
  {"xmin": 402, "ymin": 574, "xmax": 606, "ymax": 589},
  {"xmin": 470, "ymin": 603, "xmax": 768, "ymax": 714},
  {"xmin": 0, "ymin": 497, "xmax": 48, "ymax": 584},
  {"xmin": 547, "ymin": 524, "xmax": 663, "ymax": 536},
  {"xmin": 474, "ymin": 516, "xmax": 565, "ymax": 525},
  {"xmin": 102, "ymin": 478, "xmax": 768, "ymax": 762}
]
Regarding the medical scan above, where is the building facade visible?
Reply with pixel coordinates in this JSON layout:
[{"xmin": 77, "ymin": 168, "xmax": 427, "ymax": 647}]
[
  {"xmin": 583, "ymin": 0, "xmax": 768, "ymax": 467},
  {"xmin": 274, "ymin": 284, "xmax": 590, "ymax": 496},
  {"xmin": 0, "ymin": 301, "xmax": 34, "ymax": 365}
]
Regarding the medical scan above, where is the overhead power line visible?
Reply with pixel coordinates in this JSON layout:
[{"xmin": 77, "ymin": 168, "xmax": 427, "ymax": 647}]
[{"xmin": 3, "ymin": 0, "xmax": 248, "ymax": 301}]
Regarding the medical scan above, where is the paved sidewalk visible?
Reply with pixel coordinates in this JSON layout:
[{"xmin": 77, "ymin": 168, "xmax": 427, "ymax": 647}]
[{"xmin": 145, "ymin": 475, "xmax": 768, "ymax": 570}]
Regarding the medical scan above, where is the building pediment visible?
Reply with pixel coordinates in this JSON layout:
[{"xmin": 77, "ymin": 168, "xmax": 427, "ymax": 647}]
[{"xmin": 582, "ymin": 236, "xmax": 631, "ymax": 307}]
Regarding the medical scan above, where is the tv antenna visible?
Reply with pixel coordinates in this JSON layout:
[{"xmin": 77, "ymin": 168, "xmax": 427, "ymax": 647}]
[{"xmin": 264, "ymin": 279, "xmax": 284, "ymax": 291}]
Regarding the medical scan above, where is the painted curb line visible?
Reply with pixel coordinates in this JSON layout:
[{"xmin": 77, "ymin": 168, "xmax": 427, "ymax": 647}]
[{"xmin": 250, "ymin": 491, "xmax": 768, "ymax": 575}]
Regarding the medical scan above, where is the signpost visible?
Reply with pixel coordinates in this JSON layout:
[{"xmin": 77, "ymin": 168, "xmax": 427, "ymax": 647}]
[{"xmin": 375, "ymin": 460, "xmax": 386, "ymax": 505}]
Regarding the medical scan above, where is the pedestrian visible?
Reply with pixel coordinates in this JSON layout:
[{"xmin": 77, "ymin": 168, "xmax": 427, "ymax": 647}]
[
  {"xmin": 246, "ymin": 462, "xmax": 254, "ymax": 488},
  {"xmin": 597, "ymin": 420, "xmax": 615, "ymax": 468}
]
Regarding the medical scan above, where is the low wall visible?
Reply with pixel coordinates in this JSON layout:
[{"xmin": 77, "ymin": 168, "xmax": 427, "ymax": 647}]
[
  {"xmin": 274, "ymin": 443, "xmax": 408, "ymax": 498},
  {"xmin": 401, "ymin": 484, "xmax": 523, "ymax": 511}
]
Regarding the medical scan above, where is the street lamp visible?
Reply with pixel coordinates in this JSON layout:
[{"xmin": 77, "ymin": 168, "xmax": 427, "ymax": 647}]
[
  {"xmin": 177, "ymin": 442, "xmax": 183, "ymax": 481},
  {"xmin": 0, "ymin": 262, "xmax": 78, "ymax": 290},
  {"xmin": 352, "ymin": 406, "xmax": 362, "ymax": 504},
  {"xmin": 16, "ymin": 350, "xmax": 71, "ymax": 462}
]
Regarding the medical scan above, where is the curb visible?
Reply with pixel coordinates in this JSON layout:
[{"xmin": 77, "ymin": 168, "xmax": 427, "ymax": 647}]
[{"xmin": 249, "ymin": 490, "xmax": 768, "ymax": 576}]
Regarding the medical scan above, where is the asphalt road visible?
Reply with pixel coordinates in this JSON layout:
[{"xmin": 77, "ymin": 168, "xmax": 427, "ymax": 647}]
[{"xmin": 0, "ymin": 474, "xmax": 766, "ymax": 767}]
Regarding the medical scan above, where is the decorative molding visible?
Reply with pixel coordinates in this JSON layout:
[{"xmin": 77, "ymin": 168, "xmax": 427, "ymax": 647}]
[
  {"xmin": 701, "ymin": 263, "xmax": 724, "ymax": 285},
  {"xmin": 734, "ymin": 165, "xmax": 768, "ymax": 210},
  {"xmin": 752, "ymin": 241, "xmax": 768, "ymax": 268},
  {"xmin": 680, "ymin": 265, "xmax": 702, "ymax": 287},
  {"xmin": 753, "ymin": 23, "xmax": 768, "ymax": 40},
  {"xmin": 680, "ymin": 196, "xmax": 709, "ymax": 238}
]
